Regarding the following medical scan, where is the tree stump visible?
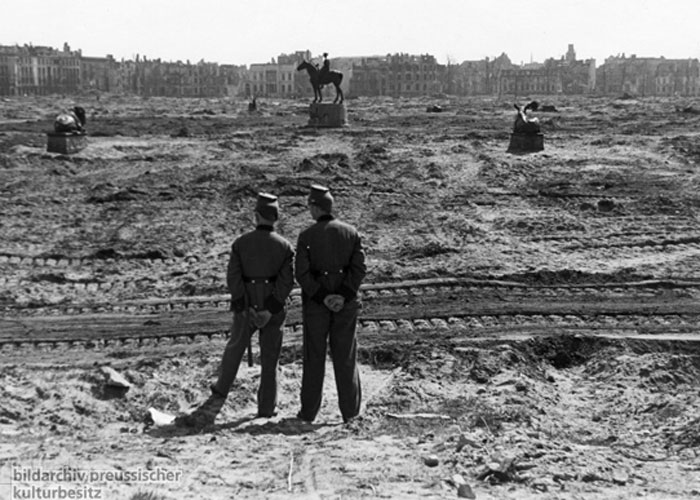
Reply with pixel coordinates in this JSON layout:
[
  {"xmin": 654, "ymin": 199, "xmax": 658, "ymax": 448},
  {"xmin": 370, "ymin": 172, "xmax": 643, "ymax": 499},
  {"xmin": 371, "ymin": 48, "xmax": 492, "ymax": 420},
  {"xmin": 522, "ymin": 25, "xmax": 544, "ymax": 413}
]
[
  {"xmin": 308, "ymin": 103, "xmax": 347, "ymax": 128},
  {"xmin": 47, "ymin": 132, "xmax": 88, "ymax": 154},
  {"xmin": 507, "ymin": 132, "xmax": 544, "ymax": 154}
]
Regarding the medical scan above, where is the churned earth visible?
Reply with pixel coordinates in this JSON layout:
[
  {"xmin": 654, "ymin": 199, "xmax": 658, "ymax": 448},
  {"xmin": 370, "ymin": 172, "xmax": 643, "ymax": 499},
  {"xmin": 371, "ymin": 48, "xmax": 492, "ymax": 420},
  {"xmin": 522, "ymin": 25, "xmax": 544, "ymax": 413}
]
[{"xmin": 1, "ymin": 94, "xmax": 700, "ymax": 499}]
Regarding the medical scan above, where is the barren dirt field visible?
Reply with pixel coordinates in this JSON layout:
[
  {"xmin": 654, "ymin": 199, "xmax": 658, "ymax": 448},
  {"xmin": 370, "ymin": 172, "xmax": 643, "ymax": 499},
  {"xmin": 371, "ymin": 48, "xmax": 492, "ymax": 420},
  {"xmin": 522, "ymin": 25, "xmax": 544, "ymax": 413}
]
[{"xmin": 1, "ymin": 94, "xmax": 700, "ymax": 499}]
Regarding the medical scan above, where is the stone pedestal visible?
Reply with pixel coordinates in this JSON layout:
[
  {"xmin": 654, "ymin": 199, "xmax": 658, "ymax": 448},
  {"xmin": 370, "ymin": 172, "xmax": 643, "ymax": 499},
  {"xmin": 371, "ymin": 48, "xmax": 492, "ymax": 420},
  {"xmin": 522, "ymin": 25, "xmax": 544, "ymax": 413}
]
[
  {"xmin": 308, "ymin": 103, "xmax": 347, "ymax": 128},
  {"xmin": 47, "ymin": 132, "xmax": 87, "ymax": 154},
  {"xmin": 507, "ymin": 132, "xmax": 544, "ymax": 153}
]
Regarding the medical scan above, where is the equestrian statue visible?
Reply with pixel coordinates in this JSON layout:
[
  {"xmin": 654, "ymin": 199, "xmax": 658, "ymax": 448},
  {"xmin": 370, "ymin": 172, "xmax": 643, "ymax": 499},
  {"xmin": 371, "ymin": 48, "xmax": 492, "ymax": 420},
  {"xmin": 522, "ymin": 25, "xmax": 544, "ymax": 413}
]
[{"xmin": 297, "ymin": 53, "xmax": 344, "ymax": 104}]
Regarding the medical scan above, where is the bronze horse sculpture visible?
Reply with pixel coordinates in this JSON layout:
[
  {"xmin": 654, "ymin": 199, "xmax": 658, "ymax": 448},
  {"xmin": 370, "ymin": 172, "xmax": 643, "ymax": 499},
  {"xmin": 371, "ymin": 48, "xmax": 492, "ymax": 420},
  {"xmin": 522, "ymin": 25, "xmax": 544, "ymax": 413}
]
[{"xmin": 296, "ymin": 60, "xmax": 344, "ymax": 104}]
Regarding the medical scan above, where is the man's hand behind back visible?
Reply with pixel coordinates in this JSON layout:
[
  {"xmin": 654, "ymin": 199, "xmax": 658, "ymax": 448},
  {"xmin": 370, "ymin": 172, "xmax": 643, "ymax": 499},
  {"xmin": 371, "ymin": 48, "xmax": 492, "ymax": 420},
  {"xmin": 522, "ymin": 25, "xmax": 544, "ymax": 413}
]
[
  {"xmin": 248, "ymin": 308, "xmax": 272, "ymax": 328},
  {"xmin": 323, "ymin": 294, "xmax": 345, "ymax": 312}
]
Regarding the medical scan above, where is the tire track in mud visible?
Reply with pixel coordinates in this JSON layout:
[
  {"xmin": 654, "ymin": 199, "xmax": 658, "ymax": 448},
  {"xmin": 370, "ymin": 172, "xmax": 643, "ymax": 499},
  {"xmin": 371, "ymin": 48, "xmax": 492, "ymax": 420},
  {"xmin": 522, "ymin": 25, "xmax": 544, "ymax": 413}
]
[
  {"xmin": 1, "ymin": 278, "xmax": 700, "ymax": 351},
  {"xmin": 3, "ymin": 208, "xmax": 699, "ymax": 299},
  {"xmin": 2, "ymin": 277, "xmax": 699, "ymax": 315}
]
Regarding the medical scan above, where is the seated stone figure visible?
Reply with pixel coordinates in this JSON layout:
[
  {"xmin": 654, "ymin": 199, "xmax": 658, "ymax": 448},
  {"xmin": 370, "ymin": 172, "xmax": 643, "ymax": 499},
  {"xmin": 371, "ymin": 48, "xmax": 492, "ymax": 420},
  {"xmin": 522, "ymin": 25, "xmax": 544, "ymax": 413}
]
[
  {"xmin": 54, "ymin": 106, "xmax": 86, "ymax": 134},
  {"xmin": 513, "ymin": 101, "xmax": 540, "ymax": 134}
]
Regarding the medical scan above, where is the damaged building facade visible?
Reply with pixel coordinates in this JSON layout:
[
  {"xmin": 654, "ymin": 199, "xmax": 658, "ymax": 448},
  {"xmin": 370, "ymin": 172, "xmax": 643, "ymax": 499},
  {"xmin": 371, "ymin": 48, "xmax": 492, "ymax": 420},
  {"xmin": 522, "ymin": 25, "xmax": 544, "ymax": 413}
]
[
  {"xmin": 497, "ymin": 45, "xmax": 597, "ymax": 95},
  {"xmin": 350, "ymin": 53, "xmax": 444, "ymax": 97},
  {"xmin": 446, "ymin": 53, "xmax": 512, "ymax": 95},
  {"xmin": 1, "ymin": 42, "xmax": 699, "ymax": 98},
  {"xmin": 596, "ymin": 54, "xmax": 700, "ymax": 96},
  {"xmin": 0, "ymin": 43, "xmax": 81, "ymax": 96},
  {"xmin": 0, "ymin": 44, "xmax": 245, "ymax": 97},
  {"xmin": 244, "ymin": 51, "xmax": 310, "ymax": 98},
  {"xmin": 118, "ymin": 57, "xmax": 245, "ymax": 97}
]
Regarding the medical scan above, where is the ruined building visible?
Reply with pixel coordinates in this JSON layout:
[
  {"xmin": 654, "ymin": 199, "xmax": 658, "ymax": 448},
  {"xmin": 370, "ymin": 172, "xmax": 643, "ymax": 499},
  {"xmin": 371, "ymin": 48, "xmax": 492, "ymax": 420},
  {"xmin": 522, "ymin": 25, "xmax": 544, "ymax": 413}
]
[
  {"xmin": 350, "ymin": 53, "xmax": 444, "ymax": 97},
  {"xmin": 0, "ymin": 43, "xmax": 81, "ymax": 96},
  {"xmin": 597, "ymin": 54, "xmax": 700, "ymax": 96},
  {"xmin": 2, "ymin": 42, "xmax": 700, "ymax": 98},
  {"xmin": 244, "ymin": 51, "xmax": 311, "ymax": 98},
  {"xmin": 118, "ymin": 57, "xmax": 244, "ymax": 97},
  {"xmin": 447, "ymin": 53, "xmax": 513, "ymax": 95},
  {"xmin": 497, "ymin": 45, "xmax": 596, "ymax": 95},
  {"xmin": 81, "ymin": 54, "xmax": 119, "ymax": 92}
]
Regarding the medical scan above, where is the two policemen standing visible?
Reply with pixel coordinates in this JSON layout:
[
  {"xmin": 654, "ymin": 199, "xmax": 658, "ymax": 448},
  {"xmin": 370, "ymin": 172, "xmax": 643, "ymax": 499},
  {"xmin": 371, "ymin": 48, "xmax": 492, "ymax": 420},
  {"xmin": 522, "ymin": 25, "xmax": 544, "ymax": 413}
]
[{"xmin": 192, "ymin": 185, "xmax": 365, "ymax": 426}]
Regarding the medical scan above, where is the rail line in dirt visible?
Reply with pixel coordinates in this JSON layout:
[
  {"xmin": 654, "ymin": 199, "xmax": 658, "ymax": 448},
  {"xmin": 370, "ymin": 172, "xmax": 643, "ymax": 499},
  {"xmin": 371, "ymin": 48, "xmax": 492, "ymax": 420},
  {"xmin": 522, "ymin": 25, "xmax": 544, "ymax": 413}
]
[{"xmin": 2, "ymin": 277, "xmax": 700, "ymax": 351}]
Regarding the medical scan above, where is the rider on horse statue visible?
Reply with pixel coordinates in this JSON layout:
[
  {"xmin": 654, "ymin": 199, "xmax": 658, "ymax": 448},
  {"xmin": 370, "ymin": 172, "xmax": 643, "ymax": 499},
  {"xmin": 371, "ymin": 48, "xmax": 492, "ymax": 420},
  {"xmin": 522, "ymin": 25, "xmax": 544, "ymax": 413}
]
[
  {"xmin": 297, "ymin": 53, "xmax": 344, "ymax": 104},
  {"xmin": 318, "ymin": 53, "xmax": 330, "ymax": 82}
]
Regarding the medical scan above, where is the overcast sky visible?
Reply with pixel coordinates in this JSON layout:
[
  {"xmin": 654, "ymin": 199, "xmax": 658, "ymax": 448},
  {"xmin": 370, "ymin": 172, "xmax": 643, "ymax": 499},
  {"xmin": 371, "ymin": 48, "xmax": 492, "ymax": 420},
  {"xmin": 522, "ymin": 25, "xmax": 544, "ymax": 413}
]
[{"xmin": 3, "ymin": 0, "xmax": 699, "ymax": 66}]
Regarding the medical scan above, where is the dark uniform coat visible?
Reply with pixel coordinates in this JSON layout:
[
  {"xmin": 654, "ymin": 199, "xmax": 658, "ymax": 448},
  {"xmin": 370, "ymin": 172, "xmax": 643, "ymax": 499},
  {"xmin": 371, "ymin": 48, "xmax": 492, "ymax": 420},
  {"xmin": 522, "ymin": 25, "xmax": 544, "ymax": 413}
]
[
  {"xmin": 213, "ymin": 225, "xmax": 294, "ymax": 417},
  {"xmin": 227, "ymin": 225, "xmax": 295, "ymax": 314},
  {"xmin": 295, "ymin": 214, "xmax": 366, "ymax": 422}
]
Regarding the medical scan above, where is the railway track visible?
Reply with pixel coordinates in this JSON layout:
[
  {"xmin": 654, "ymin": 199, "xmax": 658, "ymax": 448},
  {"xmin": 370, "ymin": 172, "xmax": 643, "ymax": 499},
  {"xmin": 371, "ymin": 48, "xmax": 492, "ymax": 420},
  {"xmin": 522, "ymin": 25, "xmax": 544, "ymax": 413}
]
[{"xmin": 2, "ymin": 277, "xmax": 700, "ymax": 351}]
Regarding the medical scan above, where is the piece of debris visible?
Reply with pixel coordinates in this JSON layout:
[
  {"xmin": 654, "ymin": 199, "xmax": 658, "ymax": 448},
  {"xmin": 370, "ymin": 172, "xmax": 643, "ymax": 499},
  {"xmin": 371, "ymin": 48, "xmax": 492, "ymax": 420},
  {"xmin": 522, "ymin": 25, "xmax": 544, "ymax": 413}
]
[
  {"xmin": 101, "ymin": 366, "xmax": 131, "ymax": 389},
  {"xmin": 611, "ymin": 471, "xmax": 629, "ymax": 485},
  {"xmin": 458, "ymin": 483, "xmax": 476, "ymax": 498},
  {"xmin": 448, "ymin": 474, "xmax": 476, "ymax": 498},
  {"xmin": 675, "ymin": 105, "xmax": 700, "ymax": 114},
  {"xmin": 386, "ymin": 412, "xmax": 451, "ymax": 420},
  {"xmin": 423, "ymin": 455, "xmax": 439, "ymax": 467},
  {"xmin": 172, "ymin": 126, "xmax": 190, "ymax": 138},
  {"xmin": 597, "ymin": 199, "xmax": 616, "ymax": 212},
  {"xmin": 147, "ymin": 408, "xmax": 176, "ymax": 426},
  {"xmin": 476, "ymin": 456, "xmax": 521, "ymax": 483},
  {"xmin": 426, "ymin": 105, "xmax": 443, "ymax": 113}
]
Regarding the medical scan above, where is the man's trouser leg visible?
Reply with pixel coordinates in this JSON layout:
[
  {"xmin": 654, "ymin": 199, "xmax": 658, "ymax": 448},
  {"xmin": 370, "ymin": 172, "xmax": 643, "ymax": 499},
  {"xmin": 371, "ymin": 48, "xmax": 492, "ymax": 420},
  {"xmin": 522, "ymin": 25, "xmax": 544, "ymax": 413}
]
[
  {"xmin": 299, "ymin": 300, "xmax": 331, "ymax": 421},
  {"xmin": 213, "ymin": 311, "xmax": 252, "ymax": 397},
  {"xmin": 329, "ymin": 300, "xmax": 362, "ymax": 421},
  {"xmin": 257, "ymin": 310, "xmax": 285, "ymax": 416}
]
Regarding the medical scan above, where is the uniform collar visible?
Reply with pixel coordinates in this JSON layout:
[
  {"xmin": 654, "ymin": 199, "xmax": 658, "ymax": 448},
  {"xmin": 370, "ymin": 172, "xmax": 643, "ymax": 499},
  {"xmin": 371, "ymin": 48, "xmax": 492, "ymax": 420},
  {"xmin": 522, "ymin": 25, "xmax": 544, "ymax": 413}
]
[
  {"xmin": 317, "ymin": 214, "xmax": 334, "ymax": 222},
  {"xmin": 256, "ymin": 224, "xmax": 273, "ymax": 231}
]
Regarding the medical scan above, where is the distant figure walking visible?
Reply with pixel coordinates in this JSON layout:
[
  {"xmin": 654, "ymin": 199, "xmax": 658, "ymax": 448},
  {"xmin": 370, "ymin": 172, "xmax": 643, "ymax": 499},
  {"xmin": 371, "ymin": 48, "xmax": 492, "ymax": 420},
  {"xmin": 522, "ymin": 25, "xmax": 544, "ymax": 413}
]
[
  {"xmin": 54, "ymin": 106, "xmax": 86, "ymax": 134},
  {"xmin": 297, "ymin": 59, "xmax": 344, "ymax": 104}
]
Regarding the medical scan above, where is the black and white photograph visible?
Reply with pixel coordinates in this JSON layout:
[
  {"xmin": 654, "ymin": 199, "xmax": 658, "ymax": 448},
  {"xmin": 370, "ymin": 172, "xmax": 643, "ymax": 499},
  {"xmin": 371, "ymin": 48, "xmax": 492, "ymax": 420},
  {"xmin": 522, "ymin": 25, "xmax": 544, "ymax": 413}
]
[{"xmin": 1, "ymin": 0, "xmax": 700, "ymax": 498}]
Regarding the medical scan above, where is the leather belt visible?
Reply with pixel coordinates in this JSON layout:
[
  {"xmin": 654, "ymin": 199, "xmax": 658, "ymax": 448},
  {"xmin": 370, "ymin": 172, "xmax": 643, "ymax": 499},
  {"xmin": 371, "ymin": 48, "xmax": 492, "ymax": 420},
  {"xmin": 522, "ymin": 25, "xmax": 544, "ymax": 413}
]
[
  {"xmin": 311, "ymin": 268, "xmax": 347, "ymax": 277},
  {"xmin": 243, "ymin": 276, "xmax": 277, "ymax": 284}
]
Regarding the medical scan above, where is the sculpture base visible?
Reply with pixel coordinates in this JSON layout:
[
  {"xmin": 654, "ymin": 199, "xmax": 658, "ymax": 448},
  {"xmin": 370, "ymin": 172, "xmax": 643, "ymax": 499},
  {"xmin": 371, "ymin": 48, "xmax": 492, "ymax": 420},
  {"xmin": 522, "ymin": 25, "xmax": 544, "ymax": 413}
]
[
  {"xmin": 308, "ymin": 103, "xmax": 347, "ymax": 128},
  {"xmin": 507, "ymin": 132, "xmax": 544, "ymax": 153},
  {"xmin": 47, "ymin": 132, "xmax": 87, "ymax": 154}
]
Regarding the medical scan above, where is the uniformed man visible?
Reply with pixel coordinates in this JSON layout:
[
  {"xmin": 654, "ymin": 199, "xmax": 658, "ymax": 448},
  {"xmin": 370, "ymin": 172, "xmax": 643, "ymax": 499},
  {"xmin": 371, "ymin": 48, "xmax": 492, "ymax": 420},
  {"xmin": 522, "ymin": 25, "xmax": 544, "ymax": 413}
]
[
  {"xmin": 295, "ymin": 184, "xmax": 367, "ymax": 423},
  {"xmin": 211, "ymin": 192, "xmax": 295, "ymax": 418}
]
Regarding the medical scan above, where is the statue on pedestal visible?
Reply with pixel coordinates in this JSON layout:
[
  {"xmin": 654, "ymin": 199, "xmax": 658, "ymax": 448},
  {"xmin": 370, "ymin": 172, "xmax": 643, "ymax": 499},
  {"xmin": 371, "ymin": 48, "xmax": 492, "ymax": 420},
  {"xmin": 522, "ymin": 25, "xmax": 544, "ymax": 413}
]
[
  {"xmin": 297, "ymin": 53, "xmax": 344, "ymax": 104},
  {"xmin": 513, "ymin": 101, "xmax": 540, "ymax": 134},
  {"xmin": 54, "ymin": 106, "xmax": 86, "ymax": 134},
  {"xmin": 507, "ymin": 101, "xmax": 544, "ymax": 153},
  {"xmin": 47, "ymin": 105, "xmax": 88, "ymax": 154}
]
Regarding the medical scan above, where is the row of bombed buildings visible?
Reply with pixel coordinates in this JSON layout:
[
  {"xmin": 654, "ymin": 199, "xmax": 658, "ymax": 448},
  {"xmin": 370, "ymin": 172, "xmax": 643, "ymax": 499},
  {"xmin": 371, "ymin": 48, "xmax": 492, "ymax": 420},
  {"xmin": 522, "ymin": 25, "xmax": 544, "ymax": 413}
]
[
  {"xmin": 0, "ymin": 43, "xmax": 246, "ymax": 97},
  {"xmin": 1, "ymin": 43, "xmax": 700, "ymax": 98}
]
